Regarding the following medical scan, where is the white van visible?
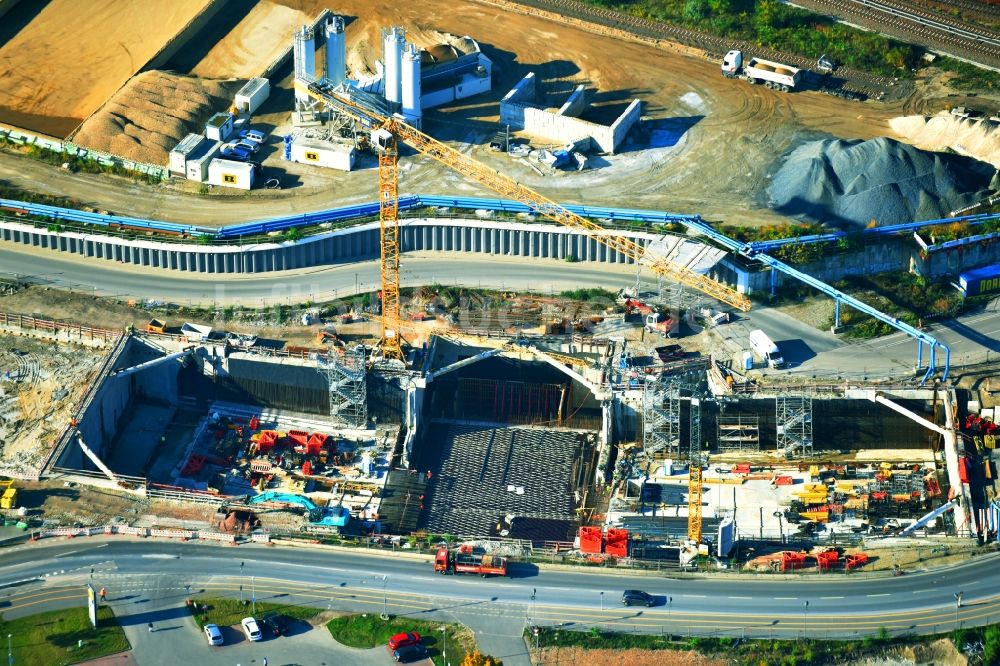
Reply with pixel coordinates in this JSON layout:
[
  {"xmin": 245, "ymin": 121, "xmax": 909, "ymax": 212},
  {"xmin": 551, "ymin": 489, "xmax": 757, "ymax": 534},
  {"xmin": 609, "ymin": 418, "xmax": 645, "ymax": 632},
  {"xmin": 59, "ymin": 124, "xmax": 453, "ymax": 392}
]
[{"xmin": 748, "ymin": 329, "xmax": 784, "ymax": 368}]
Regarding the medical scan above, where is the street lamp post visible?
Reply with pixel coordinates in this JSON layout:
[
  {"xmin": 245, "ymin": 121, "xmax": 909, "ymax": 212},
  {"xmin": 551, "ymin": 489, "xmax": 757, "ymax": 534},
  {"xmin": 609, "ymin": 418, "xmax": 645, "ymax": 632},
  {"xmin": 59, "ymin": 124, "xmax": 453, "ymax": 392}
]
[
  {"xmin": 381, "ymin": 575, "xmax": 389, "ymax": 620},
  {"xmin": 600, "ymin": 591, "xmax": 604, "ymax": 611},
  {"xmin": 239, "ymin": 561, "xmax": 245, "ymax": 605},
  {"xmin": 438, "ymin": 626, "xmax": 447, "ymax": 666},
  {"xmin": 803, "ymin": 601, "xmax": 809, "ymax": 636},
  {"xmin": 251, "ymin": 576, "xmax": 256, "ymax": 615},
  {"xmin": 954, "ymin": 592, "xmax": 963, "ymax": 627},
  {"xmin": 7, "ymin": 632, "xmax": 12, "ymax": 666}
]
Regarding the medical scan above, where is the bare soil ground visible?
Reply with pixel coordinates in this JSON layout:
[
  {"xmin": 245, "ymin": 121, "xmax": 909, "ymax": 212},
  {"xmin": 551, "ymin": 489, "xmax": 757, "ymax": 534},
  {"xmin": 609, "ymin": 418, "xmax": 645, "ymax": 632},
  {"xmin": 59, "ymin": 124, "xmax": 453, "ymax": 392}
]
[
  {"xmin": 189, "ymin": 0, "xmax": 309, "ymax": 79},
  {"xmin": 0, "ymin": 334, "xmax": 104, "ymax": 475},
  {"xmin": 0, "ymin": 0, "xmax": 211, "ymax": 138},
  {"xmin": 536, "ymin": 646, "xmax": 726, "ymax": 666}
]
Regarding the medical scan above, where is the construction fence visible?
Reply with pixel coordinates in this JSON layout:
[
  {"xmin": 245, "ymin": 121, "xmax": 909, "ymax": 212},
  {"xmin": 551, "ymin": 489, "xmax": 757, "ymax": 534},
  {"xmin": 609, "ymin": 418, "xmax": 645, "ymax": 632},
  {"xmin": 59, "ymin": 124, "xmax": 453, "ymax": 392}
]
[{"xmin": 0, "ymin": 124, "xmax": 169, "ymax": 182}]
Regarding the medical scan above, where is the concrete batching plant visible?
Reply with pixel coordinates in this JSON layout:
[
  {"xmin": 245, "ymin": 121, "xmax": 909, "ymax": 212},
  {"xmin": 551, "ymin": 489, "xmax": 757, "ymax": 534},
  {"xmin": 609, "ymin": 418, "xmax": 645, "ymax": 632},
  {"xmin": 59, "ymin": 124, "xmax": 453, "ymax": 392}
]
[{"xmin": 290, "ymin": 13, "xmax": 491, "ymax": 130}]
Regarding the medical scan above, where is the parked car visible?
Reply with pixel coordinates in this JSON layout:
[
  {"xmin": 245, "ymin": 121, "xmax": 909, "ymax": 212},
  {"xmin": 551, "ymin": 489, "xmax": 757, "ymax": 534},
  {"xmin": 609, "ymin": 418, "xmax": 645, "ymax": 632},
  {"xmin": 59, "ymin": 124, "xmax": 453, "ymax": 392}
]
[
  {"xmin": 241, "ymin": 617, "xmax": 262, "ymax": 642},
  {"xmin": 387, "ymin": 631, "xmax": 421, "ymax": 650},
  {"xmin": 221, "ymin": 143, "xmax": 251, "ymax": 161},
  {"xmin": 203, "ymin": 623, "xmax": 223, "ymax": 646},
  {"xmin": 233, "ymin": 139, "xmax": 259, "ymax": 154},
  {"xmin": 240, "ymin": 129, "xmax": 267, "ymax": 144},
  {"xmin": 260, "ymin": 612, "xmax": 288, "ymax": 637},
  {"xmin": 393, "ymin": 643, "xmax": 429, "ymax": 663},
  {"xmin": 622, "ymin": 589, "xmax": 655, "ymax": 607}
]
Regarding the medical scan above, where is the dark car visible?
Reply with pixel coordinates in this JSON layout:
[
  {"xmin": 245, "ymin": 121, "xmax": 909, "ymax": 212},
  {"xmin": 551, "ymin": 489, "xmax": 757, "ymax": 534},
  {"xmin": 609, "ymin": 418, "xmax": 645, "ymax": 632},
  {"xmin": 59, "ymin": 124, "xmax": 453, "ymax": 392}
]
[
  {"xmin": 622, "ymin": 589, "xmax": 655, "ymax": 607},
  {"xmin": 655, "ymin": 344, "xmax": 684, "ymax": 362},
  {"xmin": 393, "ymin": 643, "xmax": 428, "ymax": 663},
  {"xmin": 387, "ymin": 631, "xmax": 421, "ymax": 650},
  {"xmin": 260, "ymin": 612, "xmax": 288, "ymax": 637}
]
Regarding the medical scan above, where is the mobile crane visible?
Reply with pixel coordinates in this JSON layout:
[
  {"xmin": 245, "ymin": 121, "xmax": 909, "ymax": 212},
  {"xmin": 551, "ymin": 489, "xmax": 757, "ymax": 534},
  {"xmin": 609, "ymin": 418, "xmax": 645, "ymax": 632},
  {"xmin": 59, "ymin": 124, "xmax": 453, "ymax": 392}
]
[{"xmin": 294, "ymin": 79, "xmax": 751, "ymax": 362}]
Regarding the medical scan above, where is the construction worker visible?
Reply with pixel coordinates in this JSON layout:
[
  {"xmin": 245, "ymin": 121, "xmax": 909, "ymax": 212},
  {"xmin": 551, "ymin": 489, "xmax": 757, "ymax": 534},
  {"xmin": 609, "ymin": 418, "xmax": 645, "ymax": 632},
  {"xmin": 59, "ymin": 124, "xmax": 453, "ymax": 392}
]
[
  {"xmin": 147, "ymin": 622, "xmax": 154, "ymax": 633},
  {"xmin": 99, "ymin": 587, "xmax": 107, "ymax": 602}
]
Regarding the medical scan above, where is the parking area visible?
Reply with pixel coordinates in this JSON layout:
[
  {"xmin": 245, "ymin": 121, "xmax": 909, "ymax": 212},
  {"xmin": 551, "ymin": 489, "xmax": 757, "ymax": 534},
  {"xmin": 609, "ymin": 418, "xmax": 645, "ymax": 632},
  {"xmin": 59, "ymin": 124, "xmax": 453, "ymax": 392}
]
[{"xmin": 112, "ymin": 601, "xmax": 422, "ymax": 666}]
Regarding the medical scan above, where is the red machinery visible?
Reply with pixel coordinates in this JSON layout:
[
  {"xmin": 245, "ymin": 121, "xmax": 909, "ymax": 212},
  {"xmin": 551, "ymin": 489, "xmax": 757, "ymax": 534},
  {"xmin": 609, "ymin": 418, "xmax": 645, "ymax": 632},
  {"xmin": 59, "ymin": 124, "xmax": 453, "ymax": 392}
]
[
  {"xmin": 578, "ymin": 526, "xmax": 603, "ymax": 554},
  {"xmin": 604, "ymin": 528, "xmax": 629, "ymax": 558},
  {"xmin": 434, "ymin": 546, "xmax": 508, "ymax": 577}
]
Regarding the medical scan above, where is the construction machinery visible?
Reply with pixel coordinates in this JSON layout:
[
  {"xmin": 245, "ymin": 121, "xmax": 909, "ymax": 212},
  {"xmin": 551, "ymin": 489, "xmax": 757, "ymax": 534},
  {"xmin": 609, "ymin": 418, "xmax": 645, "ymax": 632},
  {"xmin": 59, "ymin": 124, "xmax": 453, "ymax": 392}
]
[
  {"xmin": 294, "ymin": 80, "xmax": 750, "ymax": 361},
  {"xmin": 146, "ymin": 319, "xmax": 166, "ymax": 334},
  {"xmin": 688, "ymin": 460, "xmax": 703, "ymax": 543},
  {"xmin": 434, "ymin": 545, "xmax": 508, "ymax": 577},
  {"xmin": 0, "ymin": 479, "xmax": 16, "ymax": 510},
  {"xmin": 721, "ymin": 50, "xmax": 802, "ymax": 92}
]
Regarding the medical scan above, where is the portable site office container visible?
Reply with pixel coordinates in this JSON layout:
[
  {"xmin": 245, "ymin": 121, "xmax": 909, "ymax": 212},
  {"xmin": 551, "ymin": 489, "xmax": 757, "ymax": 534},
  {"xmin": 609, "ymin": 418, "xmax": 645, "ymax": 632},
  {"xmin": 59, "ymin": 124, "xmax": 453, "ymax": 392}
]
[
  {"xmin": 234, "ymin": 78, "xmax": 270, "ymax": 115},
  {"xmin": 208, "ymin": 158, "xmax": 254, "ymax": 190},
  {"xmin": 205, "ymin": 112, "xmax": 235, "ymax": 142},
  {"xmin": 289, "ymin": 138, "xmax": 355, "ymax": 171},
  {"xmin": 169, "ymin": 133, "xmax": 207, "ymax": 174},
  {"xmin": 185, "ymin": 140, "xmax": 222, "ymax": 182}
]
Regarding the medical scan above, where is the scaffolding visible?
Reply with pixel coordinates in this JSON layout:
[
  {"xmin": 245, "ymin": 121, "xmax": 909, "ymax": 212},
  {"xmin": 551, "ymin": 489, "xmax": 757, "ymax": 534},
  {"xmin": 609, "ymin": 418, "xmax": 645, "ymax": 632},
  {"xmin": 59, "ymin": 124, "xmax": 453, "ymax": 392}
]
[
  {"xmin": 316, "ymin": 345, "xmax": 367, "ymax": 427},
  {"xmin": 643, "ymin": 377, "xmax": 681, "ymax": 458},
  {"xmin": 717, "ymin": 415, "xmax": 760, "ymax": 452},
  {"xmin": 776, "ymin": 395, "xmax": 813, "ymax": 458}
]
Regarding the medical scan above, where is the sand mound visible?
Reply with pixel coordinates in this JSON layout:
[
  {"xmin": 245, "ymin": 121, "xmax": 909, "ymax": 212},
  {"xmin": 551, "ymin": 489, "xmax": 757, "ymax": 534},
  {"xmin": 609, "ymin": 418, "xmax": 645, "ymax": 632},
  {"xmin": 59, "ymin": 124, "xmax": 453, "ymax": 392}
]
[
  {"xmin": 71, "ymin": 71, "xmax": 243, "ymax": 165},
  {"xmin": 891, "ymin": 113, "xmax": 1000, "ymax": 168},
  {"xmin": 768, "ymin": 137, "xmax": 997, "ymax": 228},
  {"xmin": 191, "ymin": 1, "xmax": 309, "ymax": 79}
]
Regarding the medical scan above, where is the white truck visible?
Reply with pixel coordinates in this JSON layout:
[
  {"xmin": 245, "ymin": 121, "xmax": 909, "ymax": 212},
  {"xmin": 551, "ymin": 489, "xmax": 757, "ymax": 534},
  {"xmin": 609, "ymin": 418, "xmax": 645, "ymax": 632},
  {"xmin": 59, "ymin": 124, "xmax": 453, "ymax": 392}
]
[
  {"xmin": 748, "ymin": 329, "xmax": 784, "ymax": 368},
  {"xmin": 722, "ymin": 50, "xmax": 801, "ymax": 92}
]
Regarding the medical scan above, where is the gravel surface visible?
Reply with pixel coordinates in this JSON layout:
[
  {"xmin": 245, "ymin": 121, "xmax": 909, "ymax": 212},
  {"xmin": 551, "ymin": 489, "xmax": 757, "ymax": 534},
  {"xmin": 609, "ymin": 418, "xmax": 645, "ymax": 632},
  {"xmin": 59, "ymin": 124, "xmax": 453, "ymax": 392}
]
[{"xmin": 768, "ymin": 137, "xmax": 998, "ymax": 228}]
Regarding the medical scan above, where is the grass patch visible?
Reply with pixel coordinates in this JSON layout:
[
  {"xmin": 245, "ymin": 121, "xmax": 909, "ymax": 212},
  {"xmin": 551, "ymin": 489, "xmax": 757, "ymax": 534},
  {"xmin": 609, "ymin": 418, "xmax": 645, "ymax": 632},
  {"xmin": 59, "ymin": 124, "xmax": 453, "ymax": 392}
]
[
  {"xmin": 189, "ymin": 597, "xmax": 319, "ymax": 629},
  {"xmin": 830, "ymin": 274, "xmax": 969, "ymax": 339},
  {"xmin": 326, "ymin": 614, "xmax": 476, "ymax": 666},
  {"xmin": 0, "ymin": 605, "xmax": 130, "ymax": 666},
  {"xmin": 933, "ymin": 56, "xmax": 997, "ymax": 90}
]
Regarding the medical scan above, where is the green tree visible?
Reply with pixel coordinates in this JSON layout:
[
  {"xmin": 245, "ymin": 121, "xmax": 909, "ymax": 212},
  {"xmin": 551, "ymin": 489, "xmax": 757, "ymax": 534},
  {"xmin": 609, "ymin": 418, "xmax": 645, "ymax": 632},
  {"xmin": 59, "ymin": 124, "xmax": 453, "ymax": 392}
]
[
  {"xmin": 984, "ymin": 624, "xmax": 1000, "ymax": 665},
  {"xmin": 708, "ymin": 0, "xmax": 734, "ymax": 11},
  {"xmin": 684, "ymin": 0, "xmax": 710, "ymax": 20}
]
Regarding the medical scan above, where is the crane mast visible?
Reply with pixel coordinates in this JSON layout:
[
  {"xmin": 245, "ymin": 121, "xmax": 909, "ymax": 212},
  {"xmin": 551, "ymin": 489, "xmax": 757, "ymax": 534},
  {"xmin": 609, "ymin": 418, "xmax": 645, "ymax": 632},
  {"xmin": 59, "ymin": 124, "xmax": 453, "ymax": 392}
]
[{"xmin": 295, "ymin": 80, "xmax": 751, "ymax": 359}]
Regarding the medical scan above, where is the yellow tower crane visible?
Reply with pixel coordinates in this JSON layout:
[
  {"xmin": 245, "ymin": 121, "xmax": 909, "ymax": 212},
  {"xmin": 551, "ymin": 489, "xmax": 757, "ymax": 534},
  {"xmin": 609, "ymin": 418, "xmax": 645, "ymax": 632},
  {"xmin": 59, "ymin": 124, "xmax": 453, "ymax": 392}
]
[
  {"xmin": 688, "ymin": 459, "xmax": 703, "ymax": 544},
  {"xmin": 295, "ymin": 80, "xmax": 751, "ymax": 362}
]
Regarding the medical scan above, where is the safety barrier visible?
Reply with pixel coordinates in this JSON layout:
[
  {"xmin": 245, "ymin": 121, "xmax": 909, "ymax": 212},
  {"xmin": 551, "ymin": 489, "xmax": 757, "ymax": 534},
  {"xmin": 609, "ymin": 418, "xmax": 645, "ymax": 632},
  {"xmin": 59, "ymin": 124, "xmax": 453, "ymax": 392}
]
[
  {"xmin": 30, "ymin": 524, "xmax": 237, "ymax": 543},
  {"xmin": 250, "ymin": 532, "xmax": 272, "ymax": 544},
  {"xmin": 0, "ymin": 311, "xmax": 120, "ymax": 342}
]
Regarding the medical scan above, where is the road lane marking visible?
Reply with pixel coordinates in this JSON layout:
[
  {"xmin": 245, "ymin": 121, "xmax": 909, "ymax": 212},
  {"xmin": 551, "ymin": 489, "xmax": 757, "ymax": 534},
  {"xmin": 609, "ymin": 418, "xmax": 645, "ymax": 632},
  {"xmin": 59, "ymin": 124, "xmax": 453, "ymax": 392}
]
[
  {"xmin": 682, "ymin": 594, "xmax": 706, "ymax": 598},
  {"xmin": 727, "ymin": 596, "xmax": 752, "ymax": 600},
  {"xmin": 821, "ymin": 596, "xmax": 844, "ymax": 600},
  {"xmin": 774, "ymin": 597, "xmax": 798, "ymax": 600},
  {"xmin": 867, "ymin": 593, "xmax": 890, "ymax": 597}
]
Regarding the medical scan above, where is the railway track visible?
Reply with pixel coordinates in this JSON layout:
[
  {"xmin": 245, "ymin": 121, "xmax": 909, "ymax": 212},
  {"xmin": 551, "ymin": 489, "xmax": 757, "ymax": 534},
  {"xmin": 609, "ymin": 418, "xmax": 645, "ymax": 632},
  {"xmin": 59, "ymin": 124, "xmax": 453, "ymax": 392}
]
[
  {"xmin": 800, "ymin": 0, "xmax": 1000, "ymax": 68},
  {"xmin": 501, "ymin": 0, "xmax": 908, "ymax": 100}
]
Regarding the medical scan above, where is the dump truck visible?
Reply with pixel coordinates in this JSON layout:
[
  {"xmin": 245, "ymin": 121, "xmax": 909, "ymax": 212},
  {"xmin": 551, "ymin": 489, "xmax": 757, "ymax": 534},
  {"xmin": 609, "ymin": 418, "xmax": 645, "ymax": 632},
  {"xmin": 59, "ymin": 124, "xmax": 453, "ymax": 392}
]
[
  {"xmin": 0, "ymin": 479, "xmax": 16, "ymax": 510},
  {"xmin": 434, "ymin": 546, "xmax": 508, "ymax": 577},
  {"xmin": 146, "ymin": 319, "xmax": 166, "ymax": 334},
  {"xmin": 722, "ymin": 50, "xmax": 801, "ymax": 92}
]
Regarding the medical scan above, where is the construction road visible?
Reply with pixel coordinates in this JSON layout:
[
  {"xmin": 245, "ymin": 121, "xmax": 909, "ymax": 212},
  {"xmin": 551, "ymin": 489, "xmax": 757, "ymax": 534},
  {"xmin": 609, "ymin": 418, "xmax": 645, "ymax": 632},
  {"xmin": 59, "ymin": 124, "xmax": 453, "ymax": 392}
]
[
  {"xmin": 1, "ymin": 538, "xmax": 999, "ymax": 665},
  {"xmin": 3, "ymin": 241, "xmax": 999, "ymax": 380}
]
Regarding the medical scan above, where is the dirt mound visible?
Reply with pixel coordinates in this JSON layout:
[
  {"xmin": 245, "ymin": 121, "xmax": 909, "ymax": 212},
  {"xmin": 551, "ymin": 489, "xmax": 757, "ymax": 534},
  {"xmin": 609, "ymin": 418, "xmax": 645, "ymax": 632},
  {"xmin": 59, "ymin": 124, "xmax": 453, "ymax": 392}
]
[
  {"xmin": 71, "ymin": 71, "xmax": 243, "ymax": 164},
  {"xmin": 890, "ymin": 113, "xmax": 1000, "ymax": 169},
  {"xmin": 768, "ymin": 137, "xmax": 997, "ymax": 228}
]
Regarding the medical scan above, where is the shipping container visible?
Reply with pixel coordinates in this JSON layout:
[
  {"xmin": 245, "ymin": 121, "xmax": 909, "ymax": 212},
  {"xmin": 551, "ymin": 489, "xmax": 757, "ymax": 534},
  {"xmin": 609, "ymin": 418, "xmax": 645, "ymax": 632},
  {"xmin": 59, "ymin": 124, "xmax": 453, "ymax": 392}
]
[{"xmin": 959, "ymin": 263, "xmax": 1000, "ymax": 297}]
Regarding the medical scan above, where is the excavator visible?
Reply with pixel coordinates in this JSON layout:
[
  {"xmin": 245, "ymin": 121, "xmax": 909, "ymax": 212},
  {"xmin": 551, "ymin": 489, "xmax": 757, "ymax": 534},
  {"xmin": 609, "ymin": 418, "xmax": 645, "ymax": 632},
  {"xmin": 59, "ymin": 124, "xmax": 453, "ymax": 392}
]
[{"xmin": 294, "ymin": 78, "xmax": 750, "ymax": 363}]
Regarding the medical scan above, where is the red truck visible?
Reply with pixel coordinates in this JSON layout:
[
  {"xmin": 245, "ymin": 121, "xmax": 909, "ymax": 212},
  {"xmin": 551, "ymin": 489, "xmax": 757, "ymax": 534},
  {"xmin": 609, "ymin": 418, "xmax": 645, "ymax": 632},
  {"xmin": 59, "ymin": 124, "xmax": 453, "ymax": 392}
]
[{"xmin": 434, "ymin": 547, "xmax": 508, "ymax": 577}]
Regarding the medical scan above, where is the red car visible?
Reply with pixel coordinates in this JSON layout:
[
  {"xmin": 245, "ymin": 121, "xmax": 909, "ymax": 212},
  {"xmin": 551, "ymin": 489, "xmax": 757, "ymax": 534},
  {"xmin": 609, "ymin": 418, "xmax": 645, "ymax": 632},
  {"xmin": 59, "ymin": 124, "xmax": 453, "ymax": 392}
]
[{"xmin": 387, "ymin": 631, "xmax": 421, "ymax": 651}]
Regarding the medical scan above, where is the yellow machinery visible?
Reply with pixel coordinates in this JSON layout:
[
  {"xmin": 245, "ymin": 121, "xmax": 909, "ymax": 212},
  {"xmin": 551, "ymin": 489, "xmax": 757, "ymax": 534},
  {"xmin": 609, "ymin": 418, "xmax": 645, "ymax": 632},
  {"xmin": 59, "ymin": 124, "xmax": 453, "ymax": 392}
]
[
  {"xmin": 688, "ymin": 460, "xmax": 703, "ymax": 543},
  {"xmin": 0, "ymin": 479, "xmax": 16, "ymax": 510},
  {"xmin": 295, "ymin": 80, "xmax": 751, "ymax": 361}
]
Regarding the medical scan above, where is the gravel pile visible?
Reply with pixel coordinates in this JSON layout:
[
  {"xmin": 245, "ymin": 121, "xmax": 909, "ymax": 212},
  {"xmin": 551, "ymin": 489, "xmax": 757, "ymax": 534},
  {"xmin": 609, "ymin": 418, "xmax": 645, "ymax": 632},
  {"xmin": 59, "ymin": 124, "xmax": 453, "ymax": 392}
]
[
  {"xmin": 768, "ymin": 137, "xmax": 997, "ymax": 228},
  {"xmin": 71, "ymin": 71, "xmax": 243, "ymax": 164}
]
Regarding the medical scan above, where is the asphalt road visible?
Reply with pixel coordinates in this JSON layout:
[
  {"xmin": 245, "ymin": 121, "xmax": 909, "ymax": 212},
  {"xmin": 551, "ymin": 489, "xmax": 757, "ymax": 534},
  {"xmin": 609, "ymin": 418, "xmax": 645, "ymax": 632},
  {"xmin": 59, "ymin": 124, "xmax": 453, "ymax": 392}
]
[
  {"xmin": 2, "ymin": 538, "xmax": 998, "ymax": 666},
  {"xmin": 0, "ymin": 245, "xmax": 653, "ymax": 306}
]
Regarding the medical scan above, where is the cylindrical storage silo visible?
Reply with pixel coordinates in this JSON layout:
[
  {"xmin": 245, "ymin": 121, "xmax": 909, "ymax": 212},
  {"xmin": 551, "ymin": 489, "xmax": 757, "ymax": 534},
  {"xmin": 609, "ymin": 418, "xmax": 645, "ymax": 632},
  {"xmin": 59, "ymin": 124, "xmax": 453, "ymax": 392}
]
[
  {"xmin": 382, "ymin": 26, "xmax": 405, "ymax": 105},
  {"xmin": 294, "ymin": 25, "xmax": 316, "ymax": 80},
  {"xmin": 325, "ymin": 15, "xmax": 346, "ymax": 86},
  {"xmin": 401, "ymin": 43, "xmax": 422, "ymax": 124}
]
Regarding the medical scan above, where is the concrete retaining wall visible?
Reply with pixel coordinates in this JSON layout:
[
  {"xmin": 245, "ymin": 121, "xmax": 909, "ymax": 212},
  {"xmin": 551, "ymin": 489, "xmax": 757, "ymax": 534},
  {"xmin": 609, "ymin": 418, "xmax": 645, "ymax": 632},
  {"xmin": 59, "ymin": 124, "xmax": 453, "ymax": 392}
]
[
  {"xmin": 140, "ymin": 0, "xmax": 230, "ymax": 72},
  {"xmin": 0, "ymin": 0, "xmax": 21, "ymax": 21},
  {"xmin": 0, "ymin": 217, "xmax": 651, "ymax": 274}
]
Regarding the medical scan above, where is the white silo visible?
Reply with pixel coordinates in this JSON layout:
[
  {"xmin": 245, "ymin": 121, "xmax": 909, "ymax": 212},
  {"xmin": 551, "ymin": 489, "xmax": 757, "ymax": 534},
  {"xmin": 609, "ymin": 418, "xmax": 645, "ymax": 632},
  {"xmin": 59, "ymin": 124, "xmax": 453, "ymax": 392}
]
[
  {"xmin": 294, "ymin": 25, "xmax": 316, "ymax": 80},
  {"xmin": 325, "ymin": 15, "xmax": 346, "ymax": 86},
  {"xmin": 401, "ymin": 43, "xmax": 422, "ymax": 124},
  {"xmin": 382, "ymin": 26, "xmax": 405, "ymax": 105}
]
